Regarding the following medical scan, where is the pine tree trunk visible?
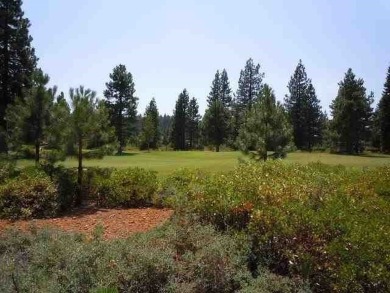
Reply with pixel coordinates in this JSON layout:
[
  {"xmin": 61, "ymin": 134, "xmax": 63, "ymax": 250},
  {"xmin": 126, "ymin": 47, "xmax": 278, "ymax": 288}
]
[
  {"xmin": 76, "ymin": 137, "xmax": 83, "ymax": 206},
  {"xmin": 216, "ymin": 144, "xmax": 220, "ymax": 152},
  {"xmin": 35, "ymin": 141, "xmax": 40, "ymax": 165}
]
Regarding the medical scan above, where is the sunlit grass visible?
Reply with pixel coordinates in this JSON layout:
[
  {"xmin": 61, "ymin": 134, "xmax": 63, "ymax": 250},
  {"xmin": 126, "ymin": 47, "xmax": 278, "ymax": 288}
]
[{"xmin": 17, "ymin": 151, "xmax": 390, "ymax": 175}]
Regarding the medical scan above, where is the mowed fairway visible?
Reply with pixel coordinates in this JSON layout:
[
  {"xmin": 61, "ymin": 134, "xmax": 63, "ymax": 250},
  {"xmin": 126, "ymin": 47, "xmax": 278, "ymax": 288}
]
[{"xmin": 17, "ymin": 151, "xmax": 390, "ymax": 175}]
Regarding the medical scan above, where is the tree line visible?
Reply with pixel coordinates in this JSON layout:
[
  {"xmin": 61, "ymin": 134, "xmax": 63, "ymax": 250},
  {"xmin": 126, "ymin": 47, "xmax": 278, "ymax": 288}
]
[{"xmin": 1, "ymin": 0, "xmax": 390, "ymax": 164}]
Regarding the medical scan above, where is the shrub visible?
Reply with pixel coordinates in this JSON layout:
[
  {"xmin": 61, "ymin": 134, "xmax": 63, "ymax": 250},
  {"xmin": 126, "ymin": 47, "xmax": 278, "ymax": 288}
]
[
  {"xmin": 96, "ymin": 168, "xmax": 158, "ymax": 207},
  {"xmin": 0, "ymin": 168, "xmax": 59, "ymax": 219},
  {"xmin": 0, "ymin": 154, "xmax": 17, "ymax": 183},
  {"xmin": 165, "ymin": 162, "xmax": 390, "ymax": 291}
]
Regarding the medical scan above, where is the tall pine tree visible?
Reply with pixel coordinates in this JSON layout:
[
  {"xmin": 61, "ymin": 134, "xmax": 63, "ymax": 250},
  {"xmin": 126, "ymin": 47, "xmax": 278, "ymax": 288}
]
[
  {"xmin": 219, "ymin": 69, "xmax": 232, "ymax": 108},
  {"xmin": 232, "ymin": 58, "xmax": 264, "ymax": 144},
  {"xmin": 171, "ymin": 89, "xmax": 189, "ymax": 150},
  {"xmin": 203, "ymin": 70, "xmax": 230, "ymax": 152},
  {"xmin": 330, "ymin": 68, "xmax": 373, "ymax": 154},
  {"xmin": 378, "ymin": 66, "xmax": 390, "ymax": 153},
  {"xmin": 104, "ymin": 64, "xmax": 137, "ymax": 155},
  {"xmin": 187, "ymin": 97, "xmax": 200, "ymax": 149},
  {"xmin": 0, "ymin": 0, "xmax": 37, "ymax": 151},
  {"xmin": 284, "ymin": 60, "xmax": 324, "ymax": 150}
]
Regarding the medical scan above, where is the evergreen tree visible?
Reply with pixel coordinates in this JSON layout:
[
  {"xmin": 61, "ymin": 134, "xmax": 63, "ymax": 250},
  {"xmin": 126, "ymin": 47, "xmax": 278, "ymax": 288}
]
[
  {"xmin": 207, "ymin": 70, "xmax": 220, "ymax": 105},
  {"xmin": 70, "ymin": 86, "xmax": 113, "ymax": 205},
  {"xmin": 238, "ymin": 84, "xmax": 292, "ymax": 161},
  {"xmin": 203, "ymin": 99, "xmax": 229, "ymax": 152},
  {"xmin": 285, "ymin": 60, "xmax": 324, "ymax": 150},
  {"xmin": 187, "ymin": 97, "xmax": 200, "ymax": 149},
  {"xmin": 140, "ymin": 98, "xmax": 159, "ymax": 150},
  {"xmin": 203, "ymin": 71, "xmax": 230, "ymax": 152},
  {"xmin": 171, "ymin": 89, "xmax": 189, "ymax": 150},
  {"xmin": 235, "ymin": 58, "xmax": 264, "ymax": 110},
  {"xmin": 378, "ymin": 66, "xmax": 390, "ymax": 153},
  {"xmin": 330, "ymin": 68, "xmax": 373, "ymax": 154},
  {"xmin": 219, "ymin": 69, "xmax": 232, "ymax": 108},
  {"xmin": 46, "ymin": 89, "xmax": 71, "ymax": 152},
  {"xmin": 159, "ymin": 114, "xmax": 172, "ymax": 149},
  {"xmin": 0, "ymin": 0, "xmax": 38, "ymax": 151},
  {"xmin": 104, "ymin": 64, "xmax": 137, "ymax": 155},
  {"xmin": 232, "ymin": 58, "xmax": 264, "ymax": 144},
  {"xmin": 5, "ymin": 69, "xmax": 51, "ymax": 163}
]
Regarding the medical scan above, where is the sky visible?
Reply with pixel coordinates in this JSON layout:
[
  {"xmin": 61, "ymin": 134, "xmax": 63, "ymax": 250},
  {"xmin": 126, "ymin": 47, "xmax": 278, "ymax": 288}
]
[{"xmin": 24, "ymin": 0, "xmax": 390, "ymax": 115}]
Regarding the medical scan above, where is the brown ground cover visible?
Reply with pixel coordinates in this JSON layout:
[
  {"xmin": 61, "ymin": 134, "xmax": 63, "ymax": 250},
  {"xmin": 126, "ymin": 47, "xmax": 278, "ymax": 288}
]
[{"xmin": 0, "ymin": 206, "xmax": 174, "ymax": 240}]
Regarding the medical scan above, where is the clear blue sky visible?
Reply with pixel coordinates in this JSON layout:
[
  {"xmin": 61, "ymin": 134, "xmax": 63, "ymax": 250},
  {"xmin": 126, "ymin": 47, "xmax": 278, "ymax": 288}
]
[{"xmin": 24, "ymin": 0, "xmax": 390, "ymax": 115}]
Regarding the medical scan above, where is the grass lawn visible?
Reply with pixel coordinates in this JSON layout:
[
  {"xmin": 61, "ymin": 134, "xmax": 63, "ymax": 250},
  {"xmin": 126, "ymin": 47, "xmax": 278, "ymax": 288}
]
[{"xmin": 17, "ymin": 151, "xmax": 390, "ymax": 175}]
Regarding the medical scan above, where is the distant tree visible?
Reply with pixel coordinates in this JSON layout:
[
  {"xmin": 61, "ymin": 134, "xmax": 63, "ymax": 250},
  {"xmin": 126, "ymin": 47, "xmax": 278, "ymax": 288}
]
[
  {"xmin": 235, "ymin": 58, "xmax": 264, "ymax": 110},
  {"xmin": 219, "ymin": 69, "xmax": 232, "ymax": 108},
  {"xmin": 238, "ymin": 84, "xmax": 292, "ymax": 161},
  {"xmin": 5, "ymin": 69, "xmax": 52, "ymax": 163},
  {"xmin": 171, "ymin": 89, "xmax": 189, "ymax": 150},
  {"xmin": 330, "ymin": 69, "xmax": 373, "ymax": 154},
  {"xmin": 0, "ymin": 0, "xmax": 38, "ymax": 152},
  {"xmin": 69, "ymin": 86, "xmax": 113, "ymax": 205},
  {"xmin": 232, "ymin": 58, "xmax": 264, "ymax": 143},
  {"xmin": 159, "ymin": 114, "xmax": 172, "ymax": 149},
  {"xmin": 187, "ymin": 97, "xmax": 200, "ymax": 149},
  {"xmin": 203, "ymin": 100, "xmax": 229, "ymax": 152},
  {"xmin": 140, "ymin": 98, "xmax": 159, "ymax": 150},
  {"xmin": 203, "ymin": 71, "xmax": 230, "ymax": 151},
  {"xmin": 104, "ymin": 64, "xmax": 137, "ymax": 155},
  {"xmin": 378, "ymin": 66, "xmax": 390, "ymax": 153},
  {"xmin": 285, "ymin": 60, "xmax": 324, "ymax": 150}
]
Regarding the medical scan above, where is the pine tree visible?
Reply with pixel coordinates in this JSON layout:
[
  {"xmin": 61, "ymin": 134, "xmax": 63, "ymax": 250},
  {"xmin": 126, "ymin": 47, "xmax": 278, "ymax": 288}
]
[
  {"xmin": 378, "ymin": 66, "xmax": 390, "ymax": 153},
  {"xmin": 330, "ymin": 68, "xmax": 373, "ymax": 154},
  {"xmin": 219, "ymin": 69, "xmax": 232, "ymax": 108},
  {"xmin": 203, "ymin": 70, "xmax": 230, "ymax": 152},
  {"xmin": 104, "ymin": 64, "xmax": 137, "ymax": 155},
  {"xmin": 285, "ymin": 60, "xmax": 324, "ymax": 150},
  {"xmin": 5, "ymin": 69, "xmax": 52, "ymax": 163},
  {"xmin": 140, "ymin": 98, "xmax": 159, "ymax": 150},
  {"xmin": 235, "ymin": 58, "xmax": 264, "ymax": 110},
  {"xmin": 171, "ymin": 89, "xmax": 189, "ymax": 150},
  {"xmin": 232, "ymin": 58, "xmax": 264, "ymax": 144},
  {"xmin": 0, "ymin": 0, "xmax": 38, "ymax": 151},
  {"xmin": 70, "ymin": 86, "xmax": 113, "ymax": 205},
  {"xmin": 203, "ymin": 100, "xmax": 229, "ymax": 152},
  {"xmin": 238, "ymin": 84, "xmax": 292, "ymax": 161},
  {"xmin": 207, "ymin": 70, "xmax": 220, "ymax": 105},
  {"xmin": 187, "ymin": 97, "xmax": 200, "ymax": 149}
]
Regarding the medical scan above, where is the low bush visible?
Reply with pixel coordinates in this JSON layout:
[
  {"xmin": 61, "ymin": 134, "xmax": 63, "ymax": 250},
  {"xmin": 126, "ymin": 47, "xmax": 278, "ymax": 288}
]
[
  {"xmin": 96, "ymin": 168, "xmax": 159, "ymax": 207},
  {"xmin": 0, "ymin": 220, "xmax": 302, "ymax": 292},
  {"xmin": 0, "ymin": 154, "xmax": 17, "ymax": 183},
  {"xmin": 0, "ymin": 168, "xmax": 59, "ymax": 219}
]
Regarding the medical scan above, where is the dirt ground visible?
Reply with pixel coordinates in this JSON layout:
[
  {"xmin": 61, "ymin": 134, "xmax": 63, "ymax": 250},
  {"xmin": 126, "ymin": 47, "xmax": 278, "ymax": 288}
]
[{"xmin": 0, "ymin": 206, "xmax": 174, "ymax": 240}]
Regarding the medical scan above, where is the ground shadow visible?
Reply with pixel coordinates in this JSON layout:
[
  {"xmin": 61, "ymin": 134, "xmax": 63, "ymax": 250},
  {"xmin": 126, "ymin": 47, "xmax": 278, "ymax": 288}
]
[{"xmin": 114, "ymin": 152, "xmax": 139, "ymax": 157}]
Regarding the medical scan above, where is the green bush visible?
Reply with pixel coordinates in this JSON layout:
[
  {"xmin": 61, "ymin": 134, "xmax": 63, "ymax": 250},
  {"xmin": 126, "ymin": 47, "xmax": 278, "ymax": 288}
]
[
  {"xmin": 0, "ymin": 168, "xmax": 59, "ymax": 219},
  {"xmin": 0, "ymin": 154, "xmax": 17, "ymax": 183},
  {"xmin": 0, "ymin": 221, "xmax": 300, "ymax": 293},
  {"xmin": 165, "ymin": 162, "xmax": 390, "ymax": 292},
  {"xmin": 96, "ymin": 168, "xmax": 159, "ymax": 207}
]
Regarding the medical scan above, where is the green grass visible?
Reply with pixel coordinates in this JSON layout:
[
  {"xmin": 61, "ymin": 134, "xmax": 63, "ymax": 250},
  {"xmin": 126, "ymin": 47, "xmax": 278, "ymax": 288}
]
[{"xmin": 17, "ymin": 151, "xmax": 390, "ymax": 175}]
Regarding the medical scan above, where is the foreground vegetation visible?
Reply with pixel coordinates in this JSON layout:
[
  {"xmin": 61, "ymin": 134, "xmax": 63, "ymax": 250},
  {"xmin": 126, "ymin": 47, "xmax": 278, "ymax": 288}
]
[{"xmin": 1, "ymin": 158, "xmax": 390, "ymax": 292}]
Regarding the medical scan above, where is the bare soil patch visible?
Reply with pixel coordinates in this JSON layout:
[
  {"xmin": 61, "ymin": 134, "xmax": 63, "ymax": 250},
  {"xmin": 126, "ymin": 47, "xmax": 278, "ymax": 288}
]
[{"xmin": 0, "ymin": 206, "xmax": 173, "ymax": 240}]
